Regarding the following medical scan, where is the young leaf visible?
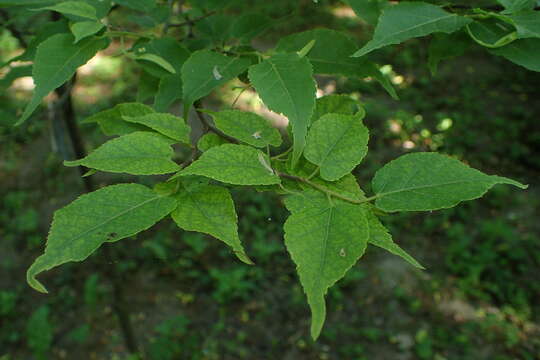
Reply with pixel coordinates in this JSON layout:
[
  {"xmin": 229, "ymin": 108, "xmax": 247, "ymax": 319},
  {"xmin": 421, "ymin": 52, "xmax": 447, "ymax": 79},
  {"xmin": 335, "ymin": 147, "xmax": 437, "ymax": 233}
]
[
  {"xmin": 284, "ymin": 190, "xmax": 369, "ymax": 339},
  {"xmin": 182, "ymin": 50, "xmax": 251, "ymax": 117},
  {"xmin": 490, "ymin": 38, "xmax": 540, "ymax": 72},
  {"xmin": 172, "ymin": 183, "xmax": 253, "ymax": 265},
  {"xmin": 122, "ymin": 113, "xmax": 191, "ymax": 144},
  {"xmin": 82, "ymin": 103, "xmax": 155, "ymax": 136},
  {"xmin": 304, "ymin": 113, "xmax": 369, "ymax": 181},
  {"xmin": 248, "ymin": 53, "xmax": 316, "ymax": 166},
  {"xmin": 352, "ymin": 2, "xmax": 471, "ymax": 57},
  {"xmin": 17, "ymin": 34, "xmax": 109, "ymax": 125},
  {"xmin": 209, "ymin": 110, "xmax": 282, "ymax": 148},
  {"xmin": 367, "ymin": 211, "xmax": 424, "ymax": 269},
  {"xmin": 180, "ymin": 144, "xmax": 281, "ymax": 185},
  {"xmin": 33, "ymin": 1, "xmax": 98, "ymax": 20},
  {"xmin": 311, "ymin": 94, "xmax": 364, "ymax": 124},
  {"xmin": 275, "ymin": 29, "xmax": 397, "ymax": 99},
  {"xmin": 70, "ymin": 21, "xmax": 104, "ymax": 43},
  {"xmin": 509, "ymin": 11, "xmax": 540, "ymax": 39},
  {"xmin": 197, "ymin": 133, "xmax": 227, "ymax": 152},
  {"xmin": 27, "ymin": 183, "xmax": 177, "ymax": 293},
  {"xmin": 64, "ymin": 132, "xmax": 180, "ymax": 175},
  {"xmin": 371, "ymin": 152, "xmax": 528, "ymax": 212}
]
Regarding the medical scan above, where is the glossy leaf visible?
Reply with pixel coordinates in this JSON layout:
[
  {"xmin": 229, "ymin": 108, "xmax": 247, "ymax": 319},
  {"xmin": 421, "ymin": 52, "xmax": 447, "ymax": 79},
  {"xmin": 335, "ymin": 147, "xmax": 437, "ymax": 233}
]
[
  {"xmin": 353, "ymin": 2, "xmax": 471, "ymax": 57},
  {"xmin": 284, "ymin": 190, "xmax": 369, "ymax": 339},
  {"xmin": 17, "ymin": 34, "xmax": 109, "ymax": 125},
  {"xmin": 367, "ymin": 211, "xmax": 424, "ymax": 269},
  {"xmin": 490, "ymin": 38, "xmax": 540, "ymax": 72},
  {"xmin": 64, "ymin": 132, "xmax": 180, "ymax": 175},
  {"xmin": 248, "ymin": 53, "xmax": 316, "ymax": 166},
  {"xmin": 371, "ymin": 152, "xmax": 527, "ymax": 212},
  {"xmin": 122, "ymin": 113, "xmax": 190, "ymax": 144},
  {"xmin": 210, "ymin": 110, "xmax": 282, "ymax": 148},
  {"xmin": 27, "ymin": 184, "xmax": 177, "ymax": 293},
  {"xmin": 181, "ymin": 144, "xmax": 281, "ymax": 185},
  {"xmin": 82, "ymin": 103, "xmax": 155, "ymax": 136},
  {"xmin": 182, "ymin": 50, "xmax": 251, "ymax": 116},
  {"xmin": 305, "ymin": 114, "xmax": 369, "ymax": 181},
  {"xmin": 172, "ymin": 183, "xmax": 252, "ymax": 264}
]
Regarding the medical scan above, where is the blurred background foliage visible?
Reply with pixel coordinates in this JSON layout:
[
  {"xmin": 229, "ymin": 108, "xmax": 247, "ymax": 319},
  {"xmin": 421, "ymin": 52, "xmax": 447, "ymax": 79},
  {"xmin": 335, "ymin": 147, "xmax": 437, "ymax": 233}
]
[{"xmin": 1, "ymin": 0, "xmax": 539, "ymax": 359}]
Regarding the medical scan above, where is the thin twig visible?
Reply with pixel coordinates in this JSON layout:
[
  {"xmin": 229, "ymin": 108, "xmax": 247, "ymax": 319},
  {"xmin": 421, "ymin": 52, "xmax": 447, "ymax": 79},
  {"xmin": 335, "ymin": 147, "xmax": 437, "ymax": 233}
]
[
  {"xmin": 193, "ymin": 100, "xmax": 239, "ymax": 144},
  {"xmin": 168, "ymin": 11, "xmax": 216, "ymax": 28}
]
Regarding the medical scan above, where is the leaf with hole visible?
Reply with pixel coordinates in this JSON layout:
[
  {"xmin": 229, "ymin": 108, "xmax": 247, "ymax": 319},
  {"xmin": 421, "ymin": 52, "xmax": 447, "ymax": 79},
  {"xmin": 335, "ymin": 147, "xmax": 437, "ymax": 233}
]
[
  {"xmin": 27, "ymin": 183, "xmax": 177, "ymax": 293},
  {"xmin": 284, "ymin": 190, "xmax": 369, "ymax": 339}
]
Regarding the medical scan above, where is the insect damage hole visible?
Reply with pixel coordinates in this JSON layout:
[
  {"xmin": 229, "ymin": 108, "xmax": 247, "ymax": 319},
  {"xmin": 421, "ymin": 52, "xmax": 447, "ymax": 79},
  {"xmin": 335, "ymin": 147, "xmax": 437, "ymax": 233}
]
[
  {"xmin": 212, "ymin": 65, "xmax": 222, "ymax": 80},
  {"xmin": 339, "ymin": 248, "xmax": 346, "ymax": 257}
]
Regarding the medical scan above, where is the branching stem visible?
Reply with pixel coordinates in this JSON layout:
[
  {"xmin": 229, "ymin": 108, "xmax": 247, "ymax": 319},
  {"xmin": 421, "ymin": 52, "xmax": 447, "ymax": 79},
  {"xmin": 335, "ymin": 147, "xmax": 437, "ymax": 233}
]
[{"xmin": 277, "ymin": 172, "xmax": 379, "ymax": 205}]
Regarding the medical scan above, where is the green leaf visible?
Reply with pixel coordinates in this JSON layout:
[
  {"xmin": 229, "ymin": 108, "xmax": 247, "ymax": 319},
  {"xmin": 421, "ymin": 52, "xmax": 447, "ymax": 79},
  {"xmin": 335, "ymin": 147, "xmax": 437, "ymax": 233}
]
[
  {"xmin": 27, "ymin": 183, "xmax": 177, "ymax": 293},
  {"xmin": 182, "ymin": 50, "xmax": 250, "ymax": 117},
  {"xmin": 371, "ymin": 152, "xmax": 528, "ymax": 212},
  {"xmin": 197, "ymin": 133, "xmax": 227, "ymax": 151},
  {"xmin": 367, "ymin": 211, "xmax": 424, "ymax": 269},
  {"xmin": 345, "ymin": 0, "xmax": 388, "ymax": 25},
  {"xmin": 64, "ymin": 132, "xmax": 180, "ymax": 175},
  {"xmin": 0, "ymin": 65, "xmax": 32, "ymax": 90},
  {"xmin": 509, "ymin": 11, "xmax": 540, "ymax": 39},
  {"xmin": 33, "ymin": 1, "xmax": 98, "ymax": 20},
  {"xmin": 248, "ymin": 53, "xmax": 316, "ymax": 166},
  {"xmin": 122, "ymin": 113, "xmax": 191, "ymax": 144},
  {"xmin": 466, "ymin": 18, "xmax": 516, "ymax": 48},
  {"xmin": 181, "ymin": 144, "xmax": 281, "ymax": 185},
  {"xmin": 82, "ymin": 103, "xmax": 155, "ymax": 136},
  {"xmin": 17, "ymin": 34, "xmax": 109, "ymax": 125},
  {"xmin": 133, "ymin": 37, "xmax": 190, "ymax": 78},
  {"xmin": 428, "ymin": 31, "xmax": 470, "ymax": 75},
  {"xmin": 209, "ymin": 110, "xmax": 282, "ymax": 148},
  {"xmin": 497, "ymin": 0, "xmax": 536, "ymax": 14},
  {"xmin": 171, "ymin": 183, "xmax": 252, "ymax": 265},
  {"xmin": 284, "ymin": 190, "xmax": 369, "ymax": 339},
  {"xmin": 231, "ymin": 13, "xmax": 273, "ymax": 42},
  {"xmin": 194, "ymin": 14, "xmax": 233, "ymax": 45},
  {"xmin": 137, "ymin": 71, "xmax": 160, "ymax": 103},
  {"xmin": 490, "ymin": 38, "xmax": 540, "ymax": 71},
  {"xmin": 135, "ymin": 53, "xmax": 176, "ymax": 74},
  {"xmin": 70, "ymin": 21, "xmax": 105, "ymax": 43},
  {"xmin": 154, "ymin": 75, "xmax": 182, "ymax": 112},
  {"xmin": 304, "ymin": 113, "xmax": 369, "ymax": 181},
  {"xmin": 275, "ymin": 29, "xmax": 397, "ymax": 99},
  {"xmin": 6, "ymin": 20, "xmax": 70, "ymax": 64},
  {"xmin": 312, "ymin": 94, "xmax": 363, "ymax": 124},
  {"xmin": 113, "ymin": 0, "xmax": 155, "ymax": 12},
  {"xmin": 353, "ymin": 2, "xmax": 471, "ymax": 57}
]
